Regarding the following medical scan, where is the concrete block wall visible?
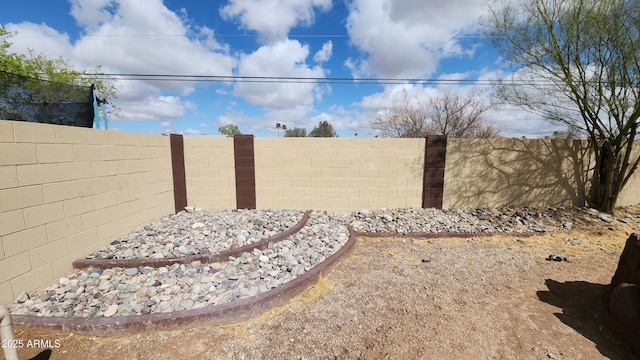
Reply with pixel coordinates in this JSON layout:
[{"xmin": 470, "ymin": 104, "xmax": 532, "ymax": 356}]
[
  {"xmin": 5, "ymin": 125, "xmax": 640, "ymax": 304},
  {"xmin": 443, "ymin": 137, "xmax": 592, "ymax": 209},
  {"xmin": 0, "ymin": 121, "xmax": 174, "ymax": 304},
  {"xmin": 254, "ymin": 138, "xmax": 425, "ymax": 212},
  {"xmin": 613, "ymin": 146, "xmax": 640, "ymax": 207},
  {"xmin": 183, "ymin": 137, "xmax": 236, "ymax": 210}
]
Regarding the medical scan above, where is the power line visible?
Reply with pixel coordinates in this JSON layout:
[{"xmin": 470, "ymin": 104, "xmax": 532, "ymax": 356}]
[
  {"xmin": 11, "ymin": 33, "xmax": 485, "ymax": 39},
  {"xmin": 81, "ymin": 72, "xmax": 551, "ymax": 86}
]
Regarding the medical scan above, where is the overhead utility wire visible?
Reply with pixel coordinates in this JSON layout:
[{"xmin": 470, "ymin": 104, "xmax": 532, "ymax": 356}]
[
  {"xmin": 81, "ymin": 73, "xmax": 552, "ymax": 86},
  {"xmin": 12, "ymin": 33, "xmax": 486, "ymax": 39}
]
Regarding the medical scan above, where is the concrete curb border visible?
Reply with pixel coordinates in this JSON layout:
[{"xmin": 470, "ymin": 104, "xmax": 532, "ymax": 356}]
[
  {"xmin": 13, "ymin": 227, "xmax": 539, "ymax": 336},
  {"xmin": 13, "ymin": 225, "xmax": 357, "ymax": 336},
  {"xmin": 354, "ymin": 230, "xmax": 538, "ymax": 238},
  {"xmin": 72, "ymin": 210, "xmax": 312, "ymax": 270}
]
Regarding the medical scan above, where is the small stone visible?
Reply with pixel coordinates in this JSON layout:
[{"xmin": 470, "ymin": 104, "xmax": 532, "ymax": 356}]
[
  {"xmin": 530, "ymin": 225, "xmax": 547, "ymax": 233},
  {"xmin": 258, "ymin": 255, "xmax": 269, "ymax": 263},
  {"xmin": 59, "ymin": 277, "xmax": 70, "ymax": 286},
  {"xmin": 124, "ymin": 268, "xmax": 139, "ymax": 276},
  {"xmin": 34, "ymin": 302, "xmax": 49, "ymax": 310},
  {"xmin": 104, "ymin": 304, "xmax": 118, "ymax": 317},
  {"xmin": 179, "ymin": 299, "xmax": 194, "ymax": 309},
  {"xmin": 247, "ymin": 286, "xmax": 259, "ymax": 297},
  {"xmin": 227, "ymin": 272, "xmax": 239, "ymax": 280},
  {"xmin": 191, "ymin": 222, "xmax": 205, "ymax": 229},
  {"xmin": 597, "ymin": 213, "xmax": 613, "ymax": 223},
  {"xmin": 16, "ymin": 292, "xmax": 30, "ymax": 303},
  {"xmin": 546, "ymin": 254, "xmax": 568, "ymax": 262}
]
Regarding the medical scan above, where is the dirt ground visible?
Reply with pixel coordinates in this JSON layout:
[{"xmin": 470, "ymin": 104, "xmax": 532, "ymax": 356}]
[{"xmin": 5, "ymin": 226, "xmax": 639, "ymax": 359}]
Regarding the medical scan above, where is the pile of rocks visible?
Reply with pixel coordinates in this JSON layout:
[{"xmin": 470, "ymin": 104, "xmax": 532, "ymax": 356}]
[
  {"xmin": 10, "ymin": 212, "xmax": 348, "ymax": 318},
  {"xmin": 346, "ymin": 206, "xmax": 639, "ymax": 234},
  {"xmin": 90, "ymin": 209, "xmax": 304, "ymax": 260},
  {"xmin": 10, "ymin": 205, "xmax": 640, "ymax": 318}
]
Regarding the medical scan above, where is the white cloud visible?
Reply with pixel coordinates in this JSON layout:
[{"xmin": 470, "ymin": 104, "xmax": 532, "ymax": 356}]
[
  {"xmin": 344, "ymin": 57, "xmax": 370, "ymax": 79},
  {"xmin": 220, "ymin": 0, "xmax": 332, "ymax": 42},
  {"xmin": 234, "ymin": 39, "xmax": 327, "ymax": 109},
  {"xmin": 486, "ymin": 105, "xmax": 562, "ymax": 138},
  {"xmin": 69, "ymin": 0, "xmax": 114, "ymax": 29},
  {"xmin": 313, "ymin": 41, "xmax": 333, "ymax": 63},
  {"xmin": 218, "ymin": 105, "xmax": 313, "ymax": 134},
  {"xmin": 355, "ymin": 77, "xmax": 561, "ymax": 138},
  {"xmin": 70, "ymin": 0, "xmax": 235, "ymax": 87},
  {"xmin": 345, "ymin": 0, "xmax": 485, "ymax": 78},
  {"xmin": 217, "ymin": 103, "xmax": 365, "ymax": 137},
  {"xmin": 5, "ymin": 0, "xmax": 238, "ymax": 125},
  {"xmin": 119, "ymin": 95, "xmax": 186, "ymax": 121},
  {"xmin": 3, "ymin": 22, "xmax": 73, "ymax": 60},
  {"xmin": 358, "ymin": 84, "xmax": 441, "ymax": 112},
  {"xmin": 476, "ymin": 67, "xmax": 567, "ymax": 138},
  {"xmin": 183, "ymin": 128, "xmax": 205, "ymax": 135},
  {"xmin": 309, "ymin": 105, "xmax": 364, "ymax": 135}
]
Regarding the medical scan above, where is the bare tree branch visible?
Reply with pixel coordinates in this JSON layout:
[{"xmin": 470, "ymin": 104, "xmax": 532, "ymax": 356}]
[
  {"xmin": 370, "ymin": 92, "xmax": 498, "ymax": 138},
  {"xmin": 484, "ymin": 0, "xmax": 640, "ymax": 211}
]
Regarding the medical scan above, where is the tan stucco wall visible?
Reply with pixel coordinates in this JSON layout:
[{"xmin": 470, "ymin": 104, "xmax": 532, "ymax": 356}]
[
  {"xmin": 254, "ymin": 138, "xmax": 425, "ymax": 212},
  {"xmin": 183, "ymin": 137, "xmax": 236, "ymax": 210},
  {"xmin": 0, "ymin": 121, "xmax": 173, "ymax": 304},
  {"xmin": 442, "ymin": 138, "xmax": 592, "ymax": 209},
  {"xmin": 612, "ymin": 146, "xmax": 640, "ymax": 207},
  {"xmin": 4, "ymin": 127, "xmax": 640, "ymax": 304}
]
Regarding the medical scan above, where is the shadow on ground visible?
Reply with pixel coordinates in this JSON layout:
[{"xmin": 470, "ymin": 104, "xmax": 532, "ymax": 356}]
[
  {"xmin": 537, "ymin": 279, "xmax": 636, "ymax": 359},
  {"xmin": 29, "ymin": 349, "xmax": 52, "ymax": 360}
]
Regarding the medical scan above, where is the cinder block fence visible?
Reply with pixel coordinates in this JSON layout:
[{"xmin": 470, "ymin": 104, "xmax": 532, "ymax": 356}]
[
  {"xmin": 0, "ymin": 121, "xmax": 174, "ymax": 304},
  {"xmin": 2, "ymin": 120, "xmax": 640, "ymax": 303}
]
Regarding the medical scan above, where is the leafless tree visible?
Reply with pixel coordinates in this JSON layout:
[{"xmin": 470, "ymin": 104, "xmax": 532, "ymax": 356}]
[
  {"xmin": 371, "ymin": 92, "xmax": 497, "ymax": 138},
  {"xmin": 425, "ymin": 92, "xmax": 497, "ymax": 138}
]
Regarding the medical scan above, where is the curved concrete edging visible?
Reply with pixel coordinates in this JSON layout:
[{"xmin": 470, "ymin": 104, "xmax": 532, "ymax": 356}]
[
  {"xmin": 72, "ymin": 210, "xmax": 312, "ymax": 270},
  {"xmin": 13, "ymin": 225, "xmax": 357, "ymax": 336},
  {"xmin": 354, "ymin": 230, "xmax": 538, "ymax": 238}
]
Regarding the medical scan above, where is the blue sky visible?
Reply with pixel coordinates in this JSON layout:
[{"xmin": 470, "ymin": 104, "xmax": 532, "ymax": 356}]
[{"xmin": 0, "ymin": 0, "xmax": 560, "ymax": 137}]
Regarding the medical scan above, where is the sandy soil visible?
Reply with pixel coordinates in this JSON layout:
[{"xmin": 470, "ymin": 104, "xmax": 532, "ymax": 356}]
[{"xmin": 5, "ymin": 226, "xmax": 639, "ymax": 360}]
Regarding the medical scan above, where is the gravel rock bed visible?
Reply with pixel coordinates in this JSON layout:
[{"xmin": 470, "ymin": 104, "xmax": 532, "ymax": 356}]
[
  {"xmin": 90, "ymin": 209, "xmax": 304, "ymax": 260},
  {"xmin": 10, "ymin": 212, "xmax": 348, "ymax": 318},
  {"xmin": 346, "ymin": 206, "xmax": 640, "ymax": 234},
  {"xmin": 9, "ymin": 205, "xmax": 640, "ymax": 319}
]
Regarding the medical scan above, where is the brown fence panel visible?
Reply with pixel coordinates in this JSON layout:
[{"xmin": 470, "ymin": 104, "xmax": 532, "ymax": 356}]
[
  {"xmin": 234, "ymin": 135, "xmax": 256, "ymax": 209},
  {"xmin": 170, "ymin": 134, "xmax": 187, "ymax": 213},
  {"xmin": 422, "ymin": 136, "xmax": 447, "ymax": 209}
]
